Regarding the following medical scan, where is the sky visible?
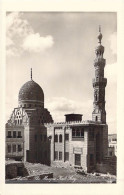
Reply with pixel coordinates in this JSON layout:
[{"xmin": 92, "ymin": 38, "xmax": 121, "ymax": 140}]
[{"xmin": 6, "ymin": 12, "xmax": 117, "ymax": 134}]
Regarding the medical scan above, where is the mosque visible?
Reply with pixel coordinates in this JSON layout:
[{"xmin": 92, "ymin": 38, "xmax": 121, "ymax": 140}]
[{"xmin": 6, "ymin": 28, "xmax": 108, "ymax": 172}]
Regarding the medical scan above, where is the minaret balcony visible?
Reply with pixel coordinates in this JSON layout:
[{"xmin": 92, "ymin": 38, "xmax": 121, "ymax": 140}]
[
  {"xmin": 92, "ymin": 78, "xmax": 107, "ymax": 87},
  {"xmin": 94, "ymin": 58, "xmax": 106, "ymax": 67}
]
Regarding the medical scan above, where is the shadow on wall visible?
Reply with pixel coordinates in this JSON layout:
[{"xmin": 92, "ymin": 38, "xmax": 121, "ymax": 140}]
[
  {"xmin": 95, "ymin": 156, "xmax": 117, "ymax": 175},
  {"xmin": 26, "ymin": 125, "xmax": 51, "ymax": 166}
]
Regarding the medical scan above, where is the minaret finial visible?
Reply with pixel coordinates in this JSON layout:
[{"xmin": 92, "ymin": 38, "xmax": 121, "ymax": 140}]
[
  {"xmin": 99, "ymin": 25, "xmax": 101, "ymax": 33},
  {"xmin": 31, "ymin": 68, "xmax": 32, "ymax": 80},
  {"xmin": 98, "ymin": 25, "xmax": 102, "ymax": 44}
]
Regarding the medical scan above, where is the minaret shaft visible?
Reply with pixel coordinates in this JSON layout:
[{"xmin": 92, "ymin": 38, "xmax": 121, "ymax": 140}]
[{"xmin": 92, "ymin": 28, "xmax": 107, "ymax": 124}]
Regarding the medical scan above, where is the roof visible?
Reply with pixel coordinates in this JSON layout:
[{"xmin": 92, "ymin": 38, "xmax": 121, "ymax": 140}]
[
  {"xmin": 45, "ymin": 120, "xmax": 106, "ymax": 127},
  {"xmin": 65, "ymin": 113, "xmax": 83, "ymax": 116}
]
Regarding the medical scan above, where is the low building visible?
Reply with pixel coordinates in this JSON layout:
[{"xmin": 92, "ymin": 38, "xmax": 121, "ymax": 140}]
[
  {"xmin": 46, "ymin": 114, "xmax": 108, "ymax": 172},
  {"xmin": 108, "ymin": 134, "xmax": 117, "ymax": 156}
]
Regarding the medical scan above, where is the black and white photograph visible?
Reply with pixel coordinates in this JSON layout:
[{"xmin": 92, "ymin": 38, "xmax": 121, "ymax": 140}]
[{"xmin": 5, "ymin": 12, "xmax": 117, "ymax": 184}]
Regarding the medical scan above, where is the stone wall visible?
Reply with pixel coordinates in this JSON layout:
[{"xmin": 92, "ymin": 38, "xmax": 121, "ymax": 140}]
[{"xmin": 6, "ymin": 162, "xmax": 28, "ymax": 179}]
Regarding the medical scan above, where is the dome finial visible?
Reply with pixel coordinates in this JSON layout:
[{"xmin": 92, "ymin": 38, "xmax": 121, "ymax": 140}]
[
  {"xmin": 98, "ymin": 25, "xmax": 102, "ymax": 44},
  {"xmin": 31, "ymin": 68, "xmax": 32, "ymax": 80}
]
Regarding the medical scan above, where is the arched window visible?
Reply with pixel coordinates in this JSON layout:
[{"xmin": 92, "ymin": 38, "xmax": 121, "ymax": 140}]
[
  {"xmin": 54, "ymin": 134, "xmax": 58, "ymax": 142},
  {"xmin": 59, "ymin": 134, "xmax": 62, "ymax": 142},
  {"xmin": 96, "ymin": 116, "xmax": 98, "ymax": 122}
]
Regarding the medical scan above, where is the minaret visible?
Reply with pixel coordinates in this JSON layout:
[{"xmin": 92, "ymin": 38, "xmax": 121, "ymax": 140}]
[{"xmin": 92, "ymin": 26, "xmax": 107, "ymax": 124}]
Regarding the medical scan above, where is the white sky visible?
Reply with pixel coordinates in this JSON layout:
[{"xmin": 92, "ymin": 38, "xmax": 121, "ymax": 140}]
[{"xmin": 6, "ymin": 12, "xmax": 117, "ymax": 134}]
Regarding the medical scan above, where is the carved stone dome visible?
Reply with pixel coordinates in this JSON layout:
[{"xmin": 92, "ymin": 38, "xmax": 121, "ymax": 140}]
[{"xmin": 18, "ymin": 80, "xmax": 44, "ymax": 108}]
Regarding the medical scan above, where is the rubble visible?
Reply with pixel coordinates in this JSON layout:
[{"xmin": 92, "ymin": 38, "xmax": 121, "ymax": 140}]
[{"xmin": 6, "ymin": 162, "xmax": 117, "ymax": 183}]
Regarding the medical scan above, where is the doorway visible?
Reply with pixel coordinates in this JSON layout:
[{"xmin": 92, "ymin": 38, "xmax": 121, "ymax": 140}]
[
  {"xmin": 75, "ymin": 154, "xmax": 81, "ymax": 166},
  {"xmin": 17, "ymin": 167, "xmax": 23, "ymax": 176}
]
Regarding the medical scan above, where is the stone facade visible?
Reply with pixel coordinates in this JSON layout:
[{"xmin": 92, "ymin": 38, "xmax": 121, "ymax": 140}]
[{"xmin": 45, "ymin": 119, "xmax": 108, "ymax": 172}]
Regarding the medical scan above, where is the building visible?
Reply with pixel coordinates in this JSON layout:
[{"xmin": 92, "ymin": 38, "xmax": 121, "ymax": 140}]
[
  {"xmin": 6, "ymin": 72, "xmax": 53, "ymax": 164},
  {"xmin": 108, "ymin": 134, "xmax": 117, "ymax": 156},
  {"xmin": 5, "ymin": 28, "xmax": 108, "ymax": 172}
]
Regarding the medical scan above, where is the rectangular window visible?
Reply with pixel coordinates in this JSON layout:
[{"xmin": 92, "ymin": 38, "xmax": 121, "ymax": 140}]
[
  {"xmin": 7, "ymin": 145, "xmax": 11, "ymax": 153},
  {"xmin": 72, "ymin": 129, "xmax": 76, "ymax": 137},
  {"xmin": 54, "ymin": 151, "xmax": 58, "ymax": 160},
  {"xmin": 7, "ymin": 131, "xmax": 12, "ymax": 138},
  {"xmin": 59, "ymin": 152, "xmax": 62, "ymax": 160},
  {"xmin": 13, "ymin": 144, "xmax": 16, "ymax": 152},
  {"xmin": 65, "ymin": 134, "xmax": 69, "ymax": 141},
  {"xmin": 18, "ymin": 144, "xmax": 22, "ymax": 152},
  {"xmin": 81, "ymin": 129, "xmax": 84, "ymax": 137},
  {"xmin": 72, "ymin": 128, "xmax": 84, "ymax": 138},
  {"xmin": 59, "ymin": 134, "xmax": 62, "ymax": 142},
  {"xmin": 75, "ymin": 154, "xmax": 81, "ymax": 166},
  {"xmin": 18, "ymin": 131, "xmax": 22, "ymax": 138},
  {"xmin": 13, "ymin": 131, "xmax": 16, "ymax": 138},
  {"xmin": 65, "ymin": 152, "xmax": 69, "ymax": 161},
  {"xmin": 76, "ymin": 129, "xmax": 80, "ymax": 137}
]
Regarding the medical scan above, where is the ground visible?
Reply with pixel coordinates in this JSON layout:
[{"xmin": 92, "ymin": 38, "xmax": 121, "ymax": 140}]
[{"xmin": 6, "ymin": 162, "xmax": 116, "ymax": 183}]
